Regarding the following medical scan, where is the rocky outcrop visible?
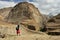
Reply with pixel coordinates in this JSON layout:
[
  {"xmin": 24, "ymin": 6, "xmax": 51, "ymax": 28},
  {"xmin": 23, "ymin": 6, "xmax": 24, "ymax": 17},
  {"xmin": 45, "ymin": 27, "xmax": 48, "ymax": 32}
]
[
  {"xmin": 46, "ymin": 14, "xmax": 60, "ymax": 34},
  {"xmin": 7, "ymin": 2, "xmax": 44, "ymax": 32},
  {"xmin": 47, "ymin": 14, "xmax": 60, "ymax": 23},
  {"xmin": 53, "ymin": 14, "xmax": 60, "ymax": 23}
]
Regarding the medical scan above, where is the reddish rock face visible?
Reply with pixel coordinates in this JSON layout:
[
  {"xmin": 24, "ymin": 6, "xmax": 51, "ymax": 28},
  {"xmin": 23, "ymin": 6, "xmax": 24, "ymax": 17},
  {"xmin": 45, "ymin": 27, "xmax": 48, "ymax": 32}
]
[{"xmin": 7, "ymin": 2, "xmax": 44, "ymax": 32}]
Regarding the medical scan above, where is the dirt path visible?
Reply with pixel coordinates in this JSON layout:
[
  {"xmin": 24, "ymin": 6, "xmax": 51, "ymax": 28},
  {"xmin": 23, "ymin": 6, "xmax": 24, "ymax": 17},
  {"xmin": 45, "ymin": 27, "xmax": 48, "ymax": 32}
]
[{"xmin": 0, "ymin": 21, "xmax": 60, "ymax": 40}]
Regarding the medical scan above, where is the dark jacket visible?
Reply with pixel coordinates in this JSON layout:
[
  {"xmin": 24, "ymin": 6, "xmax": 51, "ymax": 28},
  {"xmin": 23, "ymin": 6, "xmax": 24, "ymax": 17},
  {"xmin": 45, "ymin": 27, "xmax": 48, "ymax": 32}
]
[{"xmin": 16, "ymin": 25, "xmax": 19, "ymax": 30}]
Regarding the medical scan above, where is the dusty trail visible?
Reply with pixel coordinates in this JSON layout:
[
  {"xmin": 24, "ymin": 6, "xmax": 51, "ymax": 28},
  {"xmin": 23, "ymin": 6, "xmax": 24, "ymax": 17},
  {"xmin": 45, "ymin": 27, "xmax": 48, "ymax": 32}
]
[{"xmin": 0, "ymin": 21, "xmax": 60, "ymax": 40}]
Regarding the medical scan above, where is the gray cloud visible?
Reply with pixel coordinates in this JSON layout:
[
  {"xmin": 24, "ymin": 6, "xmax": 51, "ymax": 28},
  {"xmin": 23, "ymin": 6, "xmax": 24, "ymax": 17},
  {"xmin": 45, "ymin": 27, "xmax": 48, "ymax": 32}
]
[
  {"xmin": 30, "ymin": 0, "xmax": 60, "ymax": 15},
  {"xmin": 0, "ymin": 1, "xmax": 17, "ymax": 9}
]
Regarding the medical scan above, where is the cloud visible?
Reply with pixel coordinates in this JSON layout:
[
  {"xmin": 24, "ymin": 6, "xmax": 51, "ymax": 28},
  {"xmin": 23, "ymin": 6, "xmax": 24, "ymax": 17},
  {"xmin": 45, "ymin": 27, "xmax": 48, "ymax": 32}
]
[
  {"xmin": 46, "ymin": 0, "xmax": 55, "ymax": 3},
  {"xmin": 30, "ymin": 0, "xmax": 60, "ymax": 15},
  {"xmin": 0, "ymin": 1, "xmax": 17, "ymax": 9}
]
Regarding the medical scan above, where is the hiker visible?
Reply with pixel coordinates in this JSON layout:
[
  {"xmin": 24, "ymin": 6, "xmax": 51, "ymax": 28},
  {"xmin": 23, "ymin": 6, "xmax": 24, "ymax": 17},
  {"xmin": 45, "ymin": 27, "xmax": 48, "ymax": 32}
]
[{"xmin": 16, "ymin": 25, "xmax": 20, "ymax": 36}]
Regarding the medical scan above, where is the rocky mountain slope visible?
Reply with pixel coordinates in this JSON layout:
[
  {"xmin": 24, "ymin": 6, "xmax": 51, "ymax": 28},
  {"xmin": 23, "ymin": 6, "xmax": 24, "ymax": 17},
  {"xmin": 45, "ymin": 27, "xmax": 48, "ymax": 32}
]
[
  {"xmin": 6, "ymin": 2, "xmax": 44, "ymax": 32},
  {"xmin": 0, "ymin": 7, "xmax": 12, "ymax": 21},
  {"xmin": 47, "ymin": 14, "xmax": 60, "ymax": 26},
  {"xmin": 46, "ymin": 14, "xmax": 60, "ymax": 34}
]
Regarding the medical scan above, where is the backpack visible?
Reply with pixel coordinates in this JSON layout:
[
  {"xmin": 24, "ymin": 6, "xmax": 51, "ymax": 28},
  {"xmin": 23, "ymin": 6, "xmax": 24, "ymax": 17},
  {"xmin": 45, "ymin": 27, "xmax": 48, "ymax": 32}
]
[{"xmin": 16, "ymin": 27, "xmax": 18, "ymax": 30}]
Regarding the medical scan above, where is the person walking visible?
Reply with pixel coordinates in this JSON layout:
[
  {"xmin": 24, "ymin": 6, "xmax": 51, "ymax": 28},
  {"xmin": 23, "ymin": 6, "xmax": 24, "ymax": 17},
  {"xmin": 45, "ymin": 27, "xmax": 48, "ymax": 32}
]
[{"xmin": 16, "ymin": 25, "xmax": 20, "ymax": 36}]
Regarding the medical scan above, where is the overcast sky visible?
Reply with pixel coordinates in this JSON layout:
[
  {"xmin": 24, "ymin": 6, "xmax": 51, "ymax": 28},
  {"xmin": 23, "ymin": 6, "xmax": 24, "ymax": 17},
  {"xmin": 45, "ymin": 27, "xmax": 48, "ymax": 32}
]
[{"xmin": 0, "ymin": 0, "xmax": 60, "ymax": 16}]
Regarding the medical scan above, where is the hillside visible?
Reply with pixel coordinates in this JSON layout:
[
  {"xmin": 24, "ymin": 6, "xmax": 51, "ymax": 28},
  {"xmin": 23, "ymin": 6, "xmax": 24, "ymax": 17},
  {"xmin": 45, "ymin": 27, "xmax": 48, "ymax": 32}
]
[
  {"xmin": 46, "ymin": 14, "xmax": 60, "ymax": 33},
  {"xmin": 0, "ymin": 7, "xmax": 12, "ymax": 21},
  {"xmin": 47, "ymin": 14, "xmax": 60, "ymax": 25},
  {"xmin": 6, "ymin": 2, "xmax": 44, "ymax": 32}
]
